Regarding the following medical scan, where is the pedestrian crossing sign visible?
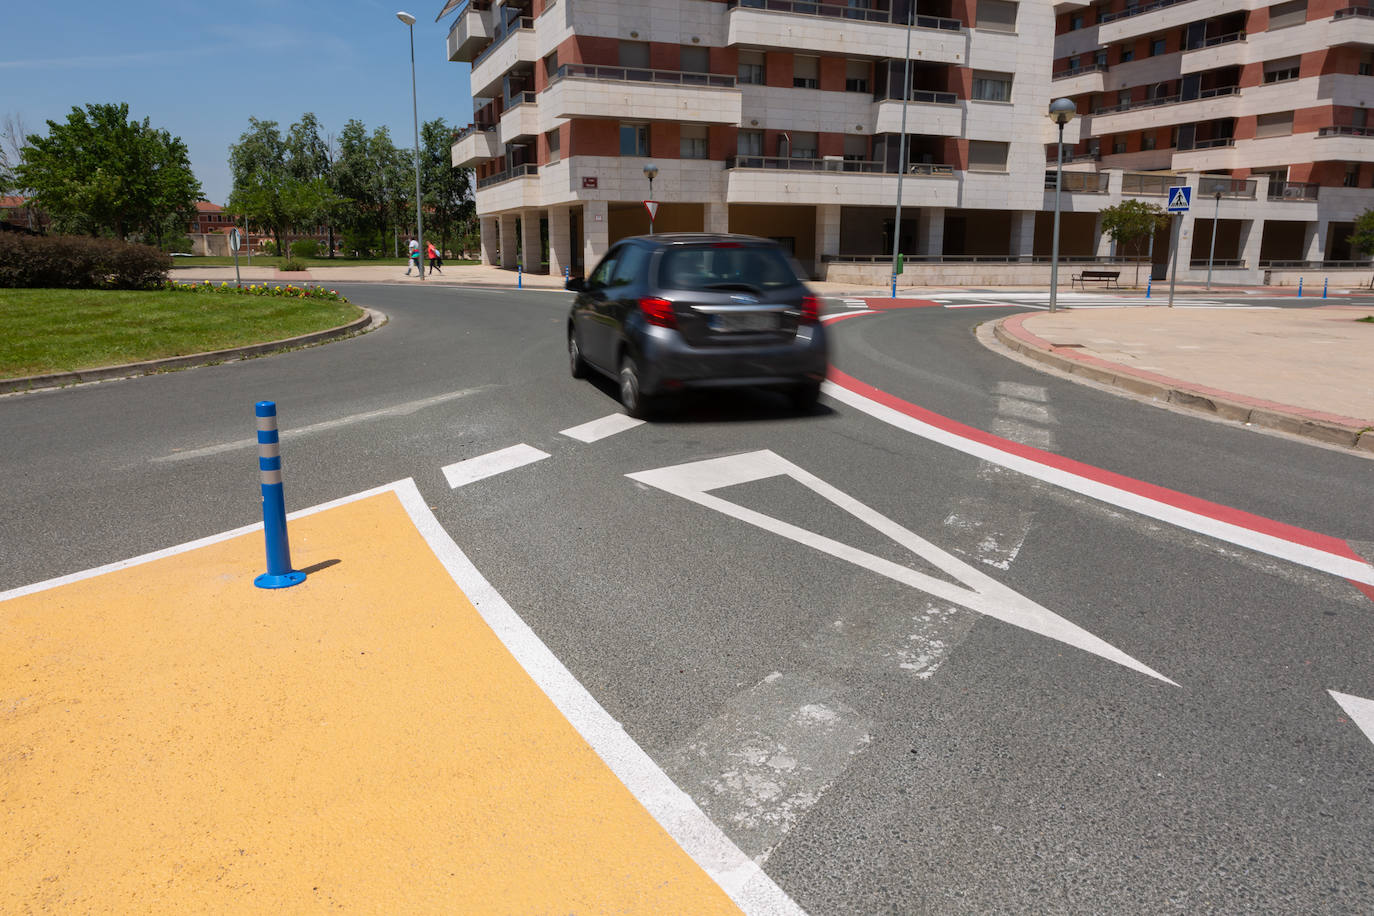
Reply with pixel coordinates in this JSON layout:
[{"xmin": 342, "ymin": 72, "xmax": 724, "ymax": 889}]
[{"xmin": 1167, "ymin": 185, "xmax": 1192, "ymax": 212}]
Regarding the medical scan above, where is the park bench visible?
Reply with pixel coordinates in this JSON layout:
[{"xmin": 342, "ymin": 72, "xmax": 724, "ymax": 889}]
[{"xmin": 1070, "ymin": 269, "xmax": 1121, "ymax": 290}]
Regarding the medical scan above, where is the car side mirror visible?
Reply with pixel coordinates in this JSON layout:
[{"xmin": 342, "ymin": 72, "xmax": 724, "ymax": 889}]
[{"xmin": 565, "ymin": 277, "xmax": 586, "ymax": 292}]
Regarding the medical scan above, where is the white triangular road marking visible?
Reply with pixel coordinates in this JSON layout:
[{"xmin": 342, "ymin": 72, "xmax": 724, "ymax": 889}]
[
  {"xmin": 628, "ymin": 450, "xmax": 1175, "ymax": 684},
  {"xmin": 1329, "ymin": 690, "xmax": 1374, "ymax": 748}
]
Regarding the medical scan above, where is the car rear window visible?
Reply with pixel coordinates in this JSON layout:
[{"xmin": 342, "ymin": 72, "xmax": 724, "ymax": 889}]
[{"xmin": 658, "ymin": 244, "xmax": 799, "ymax": 291}]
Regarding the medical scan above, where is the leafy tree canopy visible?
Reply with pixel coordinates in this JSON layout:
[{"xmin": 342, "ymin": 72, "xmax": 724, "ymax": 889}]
[{"xmin": 1348, "ymin": 208, "xmax": 1374, "ymax": 258}]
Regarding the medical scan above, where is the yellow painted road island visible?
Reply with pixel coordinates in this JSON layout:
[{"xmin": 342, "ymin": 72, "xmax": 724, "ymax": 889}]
[{"xmin": 0, "ymin": 490, "xmax": 745, "ymax": 913}]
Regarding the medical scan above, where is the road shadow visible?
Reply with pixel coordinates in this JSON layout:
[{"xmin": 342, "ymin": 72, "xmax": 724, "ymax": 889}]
[{"xmin": 581, "ymin": 373, "xmax": 836, "ymax": 424}]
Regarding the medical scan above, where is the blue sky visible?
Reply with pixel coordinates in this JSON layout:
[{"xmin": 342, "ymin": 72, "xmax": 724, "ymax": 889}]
[{"xmin": 2, "ymin": 0, "xmax": 474, "ymax": 204}]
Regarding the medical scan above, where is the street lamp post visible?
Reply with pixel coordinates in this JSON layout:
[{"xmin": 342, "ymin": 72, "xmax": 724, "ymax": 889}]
[
  {"xmin": 397, "ymin": 11, "xmax": 424, "ymax": 281},
  {"xmin": 643, "ymin": 163, "xmax": 658, "ymax": 234},
  {"xmin": 1047, "ymin": 98, "xmax": 1077, "ymax": 313},
  {"xmin": 889, "ymin": 2, "xmax": 915, "ymax": 299},
  {"xmin": 1205, "ymin": 189, "xmax": 1221, "ymax": 290}
]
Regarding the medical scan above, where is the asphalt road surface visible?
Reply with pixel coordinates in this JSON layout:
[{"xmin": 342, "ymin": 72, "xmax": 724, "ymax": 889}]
[{"xmin": 3, "ymin": 283, "xmax": 1372, "ymax": 914}]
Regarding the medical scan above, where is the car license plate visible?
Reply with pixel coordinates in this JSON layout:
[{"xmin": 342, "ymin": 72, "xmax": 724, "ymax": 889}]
[{"xmin": 711, "ymin": 312, "xmax": 777, "ymax": 332}]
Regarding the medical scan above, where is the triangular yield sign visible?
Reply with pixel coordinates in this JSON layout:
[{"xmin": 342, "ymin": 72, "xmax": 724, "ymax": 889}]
[
  {"xmin": 644, "ymin": 200, "xmax": 659, "ymax": 221},
  {"xmin": 628, "ymin": 450, "xmax": 1175, "ymax": 684}
]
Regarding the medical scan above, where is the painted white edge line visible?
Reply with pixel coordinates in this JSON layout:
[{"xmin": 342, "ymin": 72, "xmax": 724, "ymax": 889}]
[
  {"xmin": 1, "ymin": 478, "xmax": 805, "ymax": 915},
  {"xmin": 560, "ymin": 413, "xmax": 645, "ymax": 443},
  {"xmin": 442, "ymin": 443, "xmax": 550, "ymax": 489},
  {"xmin": 821, "ymin": 381, "xmax": 1374, "ymax": 587},
  {"xmin": 388, "ymin": 478, "xmax": 806, "ymax": 915}
]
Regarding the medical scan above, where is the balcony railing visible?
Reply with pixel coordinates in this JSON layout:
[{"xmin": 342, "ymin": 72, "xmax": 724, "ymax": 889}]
[
  {"xmin": 1196, "ymin": 176, "xmax": 1256, "ymax": 198},
  {"xmin": 1092, "ymin": 85, "xmax": 1238, "ymax": 116},
  {"xmin": 726, "ymin": 156, "xmax": 956, "ymax": 175},
  {"xmin": 1267, "ymin": 181, "xmax": 1320, "ymax": 201},
  {"xmin": 1051, "ymin": 149, "xmax": 1103, "ymax": 164},
  {"xmin": 1099, "ymin": 0, "xmax": 1197, "ymax": 24},
  {"xmin": 476, "ymin": 163, "xmax": 538, "ymax": 190},
  {"xmin": 1333, "ymin": 6, "xmax": 1374, "ymax": 19},
  {"xmin": 454, "ymin": 123, "xmax": 496, "ymax": 142},
  {"xmin": 1053, "ymin": 62, "xmax": 1108, "ymax": 80},
  {"xmin": 724, "ymin": 0, "xmax": 961, "ymax": 31},
  {"xmin": 1318, "ymin": 125, "xmax": 1374, "ymax": 137},
  {"xmin": 446, "ymin": 1, "xmax": 491, "ymax": 40},
  {"xmin": 505, "ymin": 90, "xmax": 536, "ymax": 108},
  {"xmin": 471, "ymin": 15, "xmax": 533, "ymax": 67},
  {"xmin": 1045, "ymin": 171, "xmax": 1110, "ymax": 192},
  {"xmin": 1184, "ymin": 30, "xmax": 1245, "ymax": 50},
  {"xmin": 1182, "ymin": 136, "xmax": 1236, "ymax": 150},
  {"xmin": 1121, "ymin": 172, "xmax": 1173, "ymax": 195},
  {"xmin": 550, "ymin": 63, "xmax": 737, "ymax": 89}
]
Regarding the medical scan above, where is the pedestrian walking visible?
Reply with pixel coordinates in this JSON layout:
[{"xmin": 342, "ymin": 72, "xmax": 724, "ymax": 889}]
[
  {"xmin": 427, "ymin": 241, "xmax": 443, "ymax": 275},
  {"xmin": 405, "ymin": 238, "xmax": 421, "ymax": 276}
]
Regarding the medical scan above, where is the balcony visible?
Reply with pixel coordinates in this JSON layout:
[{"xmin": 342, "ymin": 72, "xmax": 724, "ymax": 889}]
[
  {"xmin": 1053, "ymin": 61, "xmax": 1108, "ymax": 80},
  {"xmin": 724, "ymin": 155, "xmax": 958, "ymax": 206},
  {"xmin": 452, "ymin": 124, "xmax": 499, "ymax": 167},
  {"xmin": 874, "ymin": 92, "xmax": 962, "ymax": 136},
  {"xmin": 1267, "ymin": 181, "xmax": 1320, "ymax": 201},
  {"xmin": 474, "ymin": 163, "xmax": 541, "ymax": 213},
  {"xmin": 476, "ymin": 163, "xmax": 538, "ymax": 191},
  {"xmin": 498, "ymin": 92, "xmax": 538, "ymax": 146},
  {"xmin": 1196, "ymin": 175, "xmax": 1256, "ymax": 199},
  {"xmin": 1184, "ymin": 29, "xmax": 1244, "ymax": 50},
  {"xmin": 1121, "ymin": 172, "xmax": 1173, "ymax": 196},
  {"xmin": 543, "ymin": 64, "xmax": 742, "ymax": 125},
  {"xmin": 1044, "ymin": 171, "xmax": 1109, "ymax": 192},
  {"xmin": 726, "ymin": 0, "xmax": 963, "ymax": 63},
  {"xmin": 446, "ymin": 2, "xmax": 492, "ymax": 63},
  {"xmin": 469, "ymin": 16, "xmax": 535, "ymax": 98},
  {"xmin": 1333, "ymin": 6, "xmax": 1374, "ymax": 19},
  {"xmin": 1318, "ymin": 125, "xmax": 1374, "ymax": 137}
]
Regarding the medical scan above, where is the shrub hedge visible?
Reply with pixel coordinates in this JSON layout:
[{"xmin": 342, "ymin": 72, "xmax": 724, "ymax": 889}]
[
  {"xmin": 288, "ymin": 239, "xmax": 319, "ymax": 259},
  {"xmin": 0, "ymin": 235, "xmax": 171, "ymax": 289}
]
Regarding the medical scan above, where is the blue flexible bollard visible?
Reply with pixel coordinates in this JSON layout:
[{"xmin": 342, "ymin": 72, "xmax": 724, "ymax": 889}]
[
  {"xmin": 1323, "ymin": 278, "xmax": 1328, "ymax": 299},
  {"xmin": 1146, "ymin": 279, "xmax": 1152, "ymax": 299},
  {"xmin": 518, "ymin": 263, "xmax": 523, "ymax": 289},
  {"xmin": 254, "ymin": 401, "xmax": 305, "ymax": 589},
  {"xmin": 891, "ymin": 273, "xmax": 897, "ymax": 299},
  {"xmin": 564, "ymin": 265, "xmax": 570, "ymax": 283}
]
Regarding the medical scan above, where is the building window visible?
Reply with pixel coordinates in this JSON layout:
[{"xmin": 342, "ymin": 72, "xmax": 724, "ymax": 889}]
[
  {"xmin": 738, "ymin": 51, "xmax": 764, "ymax": 85},
  {"xmin": 1067, "ymin": 56, "xmax": 1080, "ymax": 70},
  {"xmin": 1360, "ymin": 53, "xmax": 1373, "ymax": 76},
  {"xmin": 737, "ymin": 130, "xmax": 763, "ymax": 157},
  {"xmin": 619, "ymin": 123, "xmax": 649, "ymax": 156},
  {"xmin": 845, "ymin": 60, "xmax": 869, "ymax": 93},
  {"xmin": 1345, "ymin": 165, "xmax": 1359, "ymax": 187},
  {"xmin": 793, "ymin": 55, "xmax": 819, "ymax": 89},
  {"xmin": 791, "ymin": 131, "xmax": 818, "ymax": 159},
  {"xmin": 967, "ymin": 140, "xmax": 1009, "ymax": 171},
  {"xmin": 546, "ymin": 128, "xmax": 560, "ymax": 163},
  {"xmin": 975, "ymin": 0, "xmax": 1018, "ymax": 32},
  {"xmin": 1143, "ymin": 133, "xmax": 1156, "ymax": 150},
  {"xmin": 619, "ymin": 41, "xmax": 650, "ymax": 69},
  {"xmin": 1095, "ymin": 50, "xmax": 1108, "ymax": 67},
  {"xmin": 1255, "ymin": 110, "xmax": 1294, "ymax": 138},
  {"xmin": 1120, "ymin": 47, "xmax": 1134, "ymax": 63},
  {"xmin": 972, "ymin": 71, "xmax": 1013, "ymax": 102},
  {"xmin": 843, "ymin": 135, "xmax": 868, "ymax": 162},
  {"xmin": 1263, "ymin": 57, "xmax": 1300, "ymax": 83},
  {"xmin": 680, "ymin": 46, "xmax": 709, "ymax": 74},
  {"xmin": 680, "ymin": 125, "xmax": 708, "ymax": 159},
  {"xmin": 1150, "ymin": 37, "xmax": 1167, "ymax": 57},
  {"xmin": 543, "ymin": 51, "xmax": 559, "ymax": 80},
  {"xmin": 1268, "ymin": 0, "xmax": 1307, "ymax": 30},
  {"xmin": 1070, "ymin": 14, "xmax": 1084, "ymax": 29},
  {"xmin": 1113, "ymin": 138, "xmax": 1127, "ymax": 154}
]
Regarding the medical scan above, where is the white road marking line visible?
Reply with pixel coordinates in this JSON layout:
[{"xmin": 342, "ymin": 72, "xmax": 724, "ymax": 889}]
[
  {"xmin": 822, "ymin": 381, "xmax": 1374, "ymax": 588},
  {"xmin": 559, "ymin": 413, "xmax": 645, "ymax": 443},
  {"xmin": 989, "ymin": 416, "xmax": 1056, "ymax": 450},
  {"xmin": 995, "ymin": 396, "xmax": 1055, "ymax": 425},
  {"xmin": 666, "ymin": 671, "xmax": 872, "ymax": 865},
  {"xmin": 629, "ymin": 450, "xmax": 1174, "ymax": 684},
  {"xmin": 154, "ymin": 388, "xmax": 487, "ymax": 462},
  {"xmin": 1329, "ymin": 691, "xmax": 1374, "ymax": 750},
  {"xmin": 996, "ymin": 382, "xmax": 1049, "ymax": 402},
  {"xmin": 442, "ymin": 443, "xmax": 549, "ymax": 489},
  {"xmin": 842, "ymin": 298, "xmax": 868, "ymax": 309}
]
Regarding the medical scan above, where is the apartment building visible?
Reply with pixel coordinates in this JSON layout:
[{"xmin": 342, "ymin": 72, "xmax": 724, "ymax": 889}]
[
  {"xmin": 444, "ymin": 0, "xmax": 1078, "ymax": 280},
  {"xmin": 1051, "ymin": 0, "xmax": 1374, "ymax": 282}
]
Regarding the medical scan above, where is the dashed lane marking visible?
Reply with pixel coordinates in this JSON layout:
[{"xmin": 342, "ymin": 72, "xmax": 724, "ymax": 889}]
[
  {"xmin": 560, "ymin": 413, "xmax": 645, "ymax": 443},
  {"xmin": 442, "ymin": 443, "xmax": 550, "ymax": 489}
]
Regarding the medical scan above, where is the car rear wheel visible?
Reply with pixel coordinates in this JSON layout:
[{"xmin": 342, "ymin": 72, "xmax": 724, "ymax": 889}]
[
  {"xmin": 568, "ymin": 329, "xmax": 587, "ymax": 379},
  {"xmin": 789, "ymin": 381, "xmax": 821, "ymax": 414},
  {"xmin": 619, "ymin": 354, "xmax": 652, "ymax": 419}
]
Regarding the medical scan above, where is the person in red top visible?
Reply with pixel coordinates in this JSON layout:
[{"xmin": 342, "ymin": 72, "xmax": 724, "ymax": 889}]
[{"xmin": 426, "ymin": 241, "xmax": 443, "ymax": 275}]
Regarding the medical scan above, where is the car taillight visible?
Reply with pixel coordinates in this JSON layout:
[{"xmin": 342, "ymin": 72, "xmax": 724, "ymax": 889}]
[
  {"xmin": 639, "ymin": 297, "xmax": 677, "ymax": 328},
  {"xmin": 800, "ymin": 296, "xmax": 820, "ymax": 325}
]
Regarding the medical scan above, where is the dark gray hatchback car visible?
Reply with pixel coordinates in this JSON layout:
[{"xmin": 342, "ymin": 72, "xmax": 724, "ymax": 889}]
[{"xmin": 566, "ymin": 233, "xmax": 828, "ymax": 418}]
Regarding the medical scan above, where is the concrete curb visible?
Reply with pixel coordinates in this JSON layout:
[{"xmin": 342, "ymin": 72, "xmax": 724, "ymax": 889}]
[
  {"xmin": 0, "ymin": 307, "xmax": 378, "ymax": 396},
  {"xmin": 990, "ymin": 314, "xmax": 1374, "ymax": 455}
]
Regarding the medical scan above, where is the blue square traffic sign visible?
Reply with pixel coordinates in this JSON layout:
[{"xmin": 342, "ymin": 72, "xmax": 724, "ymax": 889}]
[{"xmin": 1167, "ymin": 185, "xmax": 1192, "ymax": 212}]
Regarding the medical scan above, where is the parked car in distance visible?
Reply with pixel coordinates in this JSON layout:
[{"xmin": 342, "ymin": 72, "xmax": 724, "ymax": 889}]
[{"xmin": 566, "ymin": 233, "xmax": 828, "ymax": 418}]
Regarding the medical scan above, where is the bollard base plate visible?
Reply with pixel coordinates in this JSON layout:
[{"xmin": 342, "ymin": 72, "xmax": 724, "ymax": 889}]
[{"xmin": 254, "ymin": 570, "xmax": 306, "ymax": 590}]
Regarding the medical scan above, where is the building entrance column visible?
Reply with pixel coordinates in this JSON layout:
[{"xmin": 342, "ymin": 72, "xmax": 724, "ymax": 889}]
[
  {"xmin": 1239, "ymin": 218, "xmax": 1264, "ymax": 285},
  {"xmin": 548, "ymin": 205, "xmax": 572, "ymax": 280},
  {"xmin": 816, "ymin": 205, "xmax": 841, "ymax": 277},
  {"xmin": 480, "ymin": 216, "xmax": 499, "ymax": 266},
  {"xmin": 917, "ymin": 208, "xmax": 944, "ymax": 257},
  {"xmin": 1304, "ymin": 220, "xmax": 1329, "ymax": 263},
  {"xmin": 1093, "ymin": 213, "xmax": 1115, "ymax": 260},
  {"xmin": 1010, "ymin": 210, "xmax": 1036, "ymax": 260},
  {"xmin": 520, "ymin": 209, "xmax": 542, "ymax": 272},
  {"xmin": 583, "ymin": 201, "xmax": 609, "ymax": 270},
  {"xmin": 498, "ymin": 214, "xmax": 518, "ymax": 269},
  {"xmin": 705, "ymin": 202, "xmax": 729, "ymax": 235}
]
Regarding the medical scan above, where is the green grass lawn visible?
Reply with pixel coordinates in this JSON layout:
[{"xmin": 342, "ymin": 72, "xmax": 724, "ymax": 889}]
[
  {"xmin": 170, "ymin": 255, "xmax": 479, "ymax": 269},
  {"xmin": 0, "ymin": 288, "xmax": 364, "ymax": 378}
]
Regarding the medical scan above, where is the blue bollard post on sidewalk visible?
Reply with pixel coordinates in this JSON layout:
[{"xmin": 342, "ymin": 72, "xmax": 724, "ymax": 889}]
[
  {"xmin": 1145, "ymin": 279, "xmax": 1152, "ymax": 299},
  {"xmin": 518, "ymin": 263, "xmax": 523, "ymax": 289},
  {"xmin": 1297, "ymin": 277, "xmax": 1304, "ymax": 298},
  {"xmin": 1323, "ymin": 277, "xmax": 1328, "ymax": 299},
  {"xmin": 254, "ymin": 401, "xmax": 306, "ymax": 589}
]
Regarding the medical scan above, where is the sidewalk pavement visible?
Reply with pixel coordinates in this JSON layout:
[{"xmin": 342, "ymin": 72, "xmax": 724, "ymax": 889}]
[{"xmin": 989, "ymin": 305, "xmax": 1374, "ymax": 454}]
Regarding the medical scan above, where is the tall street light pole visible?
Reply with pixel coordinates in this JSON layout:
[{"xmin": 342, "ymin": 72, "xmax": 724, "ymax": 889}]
[
  {"xmin": 643, "ymin": 163, "xmax": 658, "ymax": 234},
  {"xmin": 397, "ymin": 10, "xmax": 424, "ymax": 281},
  {"xmin": 889, "ymin": 2, "xmax": 914, "ymax": 299},
  {"xmin": 1205, "ymin": 188, "xmax": 1221, "ymax": 290},
  {"xmin": 1047, "ymin": 97, "xmax": 1077, "ymax": 313}
]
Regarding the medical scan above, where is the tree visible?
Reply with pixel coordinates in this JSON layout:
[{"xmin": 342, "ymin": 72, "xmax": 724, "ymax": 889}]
[
  {"xmin": 421, "ymin": 117, "xmax": 474, "ymax": 256},
  {"xmin": 1099, "ymin": 199, "xmax": 1170, "ymax": 287},
  {"xmin": 228, "ymin": 117, "xmax": 334, "ymax": 259},
  {"xmin": 1348, "ymin": 208, "xmax": 1374, "ymax": 259},
  {"xmin": 285, "ymin": 113, "xmax": 339, "ymax": 256},
  {"xmin": 15, "ymin": 103, "xmax": 201, "ymax": 241}
]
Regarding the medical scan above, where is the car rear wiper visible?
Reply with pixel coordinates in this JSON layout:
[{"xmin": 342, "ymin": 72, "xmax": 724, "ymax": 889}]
[{"xmin": 701, "ymin": 282, "xmax": 764, "ymax": 295}]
